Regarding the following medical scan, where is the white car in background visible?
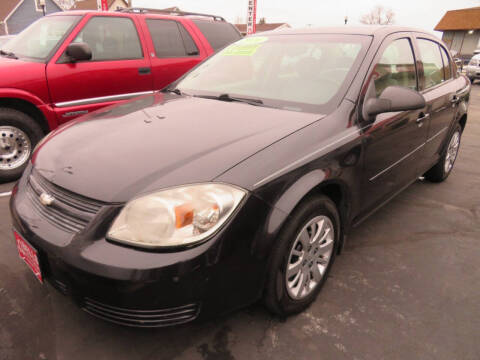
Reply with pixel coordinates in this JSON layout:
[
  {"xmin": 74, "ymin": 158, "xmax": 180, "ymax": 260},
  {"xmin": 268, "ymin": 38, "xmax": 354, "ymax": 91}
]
[{"xmin": 465, "ymin": 54, "xmax": 480, "ymax": 84}]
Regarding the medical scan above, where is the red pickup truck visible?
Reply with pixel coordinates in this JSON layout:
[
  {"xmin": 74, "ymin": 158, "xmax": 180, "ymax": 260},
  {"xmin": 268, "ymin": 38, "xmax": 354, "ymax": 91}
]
[{"xmin": 0, "ymin": 8, "xmax": 241, "ymax": 181}]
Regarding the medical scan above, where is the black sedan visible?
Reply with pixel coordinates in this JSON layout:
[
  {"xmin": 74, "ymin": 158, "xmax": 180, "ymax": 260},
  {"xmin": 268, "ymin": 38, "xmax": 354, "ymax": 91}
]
[{"xmin": 10, "ymin": 26, "xmax": 470, "ymax": 327}]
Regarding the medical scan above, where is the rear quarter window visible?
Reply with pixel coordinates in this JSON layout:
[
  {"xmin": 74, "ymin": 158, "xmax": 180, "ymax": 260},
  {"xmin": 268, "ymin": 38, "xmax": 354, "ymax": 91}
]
[{"xmin": 192, "ymin": 20, "xmax": 242, "ymax": 51}]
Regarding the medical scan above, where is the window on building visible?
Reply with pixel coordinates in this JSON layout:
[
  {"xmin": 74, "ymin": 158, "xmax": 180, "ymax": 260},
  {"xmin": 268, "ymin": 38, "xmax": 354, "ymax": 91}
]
[
  {"xmin": 373, "ymin": 38, "xmax": 417, "ymax": 96},
  {"xmin": 73, "ymin": 17, "xmax": 143, "ymax": 61},
  {"xmin": 146, "ymin": 19, "xmax": 199, "ymax": 57},
  {"xmin": 192, "ymin": 20, "xmax": 242, "ymax": 51},
  {"xmin": 417, "ymin": 39, "xmax": 444, "ymax": 89}
]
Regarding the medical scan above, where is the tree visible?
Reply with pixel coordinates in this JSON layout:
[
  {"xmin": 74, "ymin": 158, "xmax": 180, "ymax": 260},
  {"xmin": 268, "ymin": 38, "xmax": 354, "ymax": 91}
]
[{"xmin": 360, "ymin": 5, "xmax": 395, "ymax": 25}]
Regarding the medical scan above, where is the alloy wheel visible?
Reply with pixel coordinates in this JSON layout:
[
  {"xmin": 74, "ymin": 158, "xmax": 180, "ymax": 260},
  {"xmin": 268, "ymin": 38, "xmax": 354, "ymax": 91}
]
[
  {"xmin": 285, "ymin": 215, "xmax": 334, "ymax": 300},
  {"xmin": 444, "ymin": 131, "xmax": 460, "ymax": 174},
  {"xmin": 0, "ymin": 126, "xmax": 31, "ymax": 170}
]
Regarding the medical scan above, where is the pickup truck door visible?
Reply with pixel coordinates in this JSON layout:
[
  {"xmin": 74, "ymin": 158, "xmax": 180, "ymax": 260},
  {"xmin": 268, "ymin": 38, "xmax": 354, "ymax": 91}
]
[
  {"xmin": 46, "ymin": 14, "xmax": 153, "ymax": 124},
  {"xmin": 139, "ymin": 18, "xmax": 208, "ymax": 90},
  {"xmin": 360, "ymin": 34, "xmax": 429, "ymax": 213}
]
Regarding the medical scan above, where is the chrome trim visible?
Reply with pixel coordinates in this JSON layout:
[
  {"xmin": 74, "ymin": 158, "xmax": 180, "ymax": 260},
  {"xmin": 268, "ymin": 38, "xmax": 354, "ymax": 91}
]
[
  {"xmin": 369, "ymin": 143, "xmax": 425, "ymax": 181},
  {"xmin": 55, "ymin": 91, "xmax": 154, "ymax": 108},
  {"xmin": 426, "ymin": 127, "xmax": 448, "ymax": 143},
  {"xmin": 0, "ymin": 191, "xmax": 12, "ymax": 197},
  {"xmin": 253, "ymin": 128, "xmax": 362, "ymax": 188}
]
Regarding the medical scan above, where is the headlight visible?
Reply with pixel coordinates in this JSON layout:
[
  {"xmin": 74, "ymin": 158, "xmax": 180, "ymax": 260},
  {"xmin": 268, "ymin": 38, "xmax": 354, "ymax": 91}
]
[{"xmin": 107, "ymin": 183, "xmax": 246, "ymax": 248}]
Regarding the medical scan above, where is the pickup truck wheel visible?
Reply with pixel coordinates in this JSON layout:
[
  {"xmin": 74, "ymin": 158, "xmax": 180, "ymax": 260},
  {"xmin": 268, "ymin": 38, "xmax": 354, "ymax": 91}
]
[
  {"xmin": 0, "ymin": 108, "xmax": 44, "ymax": 183},
  {"xmin": 264, "ymin": 196, "xmax": 340, "ymax": 316},
  {"xmin": 424, "ymin": 124, "xmax": 462, "ymax": 183}
]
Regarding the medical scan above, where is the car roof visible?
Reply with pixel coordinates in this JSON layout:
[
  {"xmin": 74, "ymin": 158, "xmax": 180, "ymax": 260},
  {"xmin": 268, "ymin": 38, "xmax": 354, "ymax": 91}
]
[
  {"xmin": 260, "ymin": 25, "xmax": 437, "ymax": 38},
  {"xmin": 54, "ymin": 10, "xmax": 225, "ymax": 22}
]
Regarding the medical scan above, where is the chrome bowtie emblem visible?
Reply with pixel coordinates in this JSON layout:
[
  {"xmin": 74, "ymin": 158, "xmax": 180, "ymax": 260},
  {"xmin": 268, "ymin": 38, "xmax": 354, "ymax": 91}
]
[{"xmin": 39, "ymin": 192, "xmax": 55, "ymax": 206}]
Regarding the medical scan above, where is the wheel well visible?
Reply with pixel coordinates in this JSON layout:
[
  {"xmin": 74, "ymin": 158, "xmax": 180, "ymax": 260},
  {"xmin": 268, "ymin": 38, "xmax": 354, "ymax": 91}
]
[
  {"xmin": 458, "ymin": 114, "xmax": 467, "ymax": 132},
  {"xmin": 0, "ymin": 98, "xmax": 49, "ymax": 134},
  {"xmin": 301, "ymin": 182, "xmax": 349, "ymax": 253}
]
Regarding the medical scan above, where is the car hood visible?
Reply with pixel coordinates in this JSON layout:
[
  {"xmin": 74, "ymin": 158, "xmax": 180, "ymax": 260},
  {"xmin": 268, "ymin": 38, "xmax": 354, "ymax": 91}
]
[
  {"xmin": 33, "ymin": 93, "xmax": 323, "ymax": 202},
  {"xmin": 0, "ymin": 57, "xmax": 49, "ymax": 102}
]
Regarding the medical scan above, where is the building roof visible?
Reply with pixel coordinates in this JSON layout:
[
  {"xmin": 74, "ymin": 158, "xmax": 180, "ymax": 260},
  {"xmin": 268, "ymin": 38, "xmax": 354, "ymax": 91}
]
[
  {"xmin": 435, "ymin": 7, "xmax": 480, "ymax": 31},
  {"xmin": 235, "ymin": 23, "xmax": 289, "ymax": 33},
  {"xmin": 70, "ymin": 0, "xmax": 127, "ymax": 10}
]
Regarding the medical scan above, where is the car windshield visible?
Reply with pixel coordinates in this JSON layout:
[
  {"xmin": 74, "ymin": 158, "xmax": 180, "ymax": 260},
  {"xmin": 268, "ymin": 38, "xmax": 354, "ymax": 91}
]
[
  {"xmin": 1, "ymin": 15, "xmax": 79, "ymax": 60},
  {"xmin": 176, "ymin": 34, "xmax": 371, "ymax": 113}
]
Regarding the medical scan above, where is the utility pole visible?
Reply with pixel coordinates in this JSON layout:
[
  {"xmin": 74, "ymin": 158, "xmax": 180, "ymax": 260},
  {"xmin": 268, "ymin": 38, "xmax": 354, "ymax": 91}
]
[{"xmin": 39, "ymin": 0, "xmax": 46, "ymax": 16}]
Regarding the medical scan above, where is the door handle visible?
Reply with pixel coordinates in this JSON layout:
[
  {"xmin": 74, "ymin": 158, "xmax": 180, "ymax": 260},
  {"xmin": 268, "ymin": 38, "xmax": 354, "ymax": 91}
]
[
  {"xmin": 138, "ymin": 67, "xmax": 151, "ymax": 75},
  {"xmin": 450, "ymin": 95, "xmax": 459, "ymax": 104},
  {"xmin": 416, "ymin": 113, "xmax": 430, "ymax": 127}
]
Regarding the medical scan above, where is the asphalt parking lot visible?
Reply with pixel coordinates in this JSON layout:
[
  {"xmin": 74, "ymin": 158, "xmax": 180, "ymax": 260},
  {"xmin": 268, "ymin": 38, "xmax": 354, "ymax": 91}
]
[{"xmin": 1, "ymin": 86, "xmax": 479, "ymax": 360}]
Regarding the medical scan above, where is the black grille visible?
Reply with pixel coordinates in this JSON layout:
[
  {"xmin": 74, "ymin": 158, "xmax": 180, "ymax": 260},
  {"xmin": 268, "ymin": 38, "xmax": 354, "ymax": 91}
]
[
  {"xmin": 51, "ymin": 279, "xmax": 69, "ymax": 295},
  {"xmin": 82, "ymin": 298, "xmax": 200, "ymax": 328},
  {"xmin": 26, "ymin": 169, "xmax": 105, "ymax": 233}
]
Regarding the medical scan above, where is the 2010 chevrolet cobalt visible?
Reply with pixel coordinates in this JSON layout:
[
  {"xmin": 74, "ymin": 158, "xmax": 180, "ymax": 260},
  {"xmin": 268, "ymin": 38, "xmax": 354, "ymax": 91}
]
[{"xmin": 10, "ymin": 26, "xmax": 470, "ymax": 327}]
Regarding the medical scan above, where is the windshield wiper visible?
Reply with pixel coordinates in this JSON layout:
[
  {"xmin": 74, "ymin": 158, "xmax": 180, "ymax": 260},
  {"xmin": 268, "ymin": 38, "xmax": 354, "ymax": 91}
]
[
  {"xmin": 164, "ymin": 88, "xmax": 191, "ymax": 96},
  {"xmin": 0, "ymin": 49, "xmax": 18, "ymax": 59},
  {"xmin": 194, "ymin": 93, "xmax": 264, "ymax": 106}
]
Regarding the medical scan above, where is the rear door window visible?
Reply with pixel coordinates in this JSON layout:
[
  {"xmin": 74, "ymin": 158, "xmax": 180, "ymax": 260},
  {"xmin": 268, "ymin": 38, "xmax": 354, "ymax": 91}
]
[
  {"xmin": 146, "ymin": 19, "xmax": 199, "ymax": 57},
  {"xmin": 373, "ymin": 38, "xmax": 417, "ymax": 96},
  {"xmin": 192, "ymin": 20, "xmax": 241, "ymax": 51},
  {"xmin": 417, "ymin": 39, "xmax": 445, "ymax": 89},
  {"xmin": 439, "ymin": 46, "xmax": 452, "ymax": 80},
  {"xmin": 73, "ymin": 16, "xmax": 143, "ymax": 61}
]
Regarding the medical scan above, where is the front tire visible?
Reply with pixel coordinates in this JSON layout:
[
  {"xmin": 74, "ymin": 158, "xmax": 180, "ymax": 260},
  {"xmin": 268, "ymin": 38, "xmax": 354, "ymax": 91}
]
[
  {"xmin": 0, "ymin": 108, "xmax": 44, "ymax": 183},
  {"xmin": 424, "ymin": 124, "xmax": 462, "ymax": 183},
  {"xmin": 264, "ymin": 196, "xmax": 340, "ymax": 316}
]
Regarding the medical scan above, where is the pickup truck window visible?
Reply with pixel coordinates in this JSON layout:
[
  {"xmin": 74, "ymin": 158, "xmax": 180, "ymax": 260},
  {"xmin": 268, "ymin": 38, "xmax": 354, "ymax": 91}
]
[
  {"xmin": 73, "ymin": 16, "xmax": 143, "ymax": 61},
  {"xmin": 192, "ymin": 20, "xmax": 242, "ymax": 51},
  {"xmin": 1, "ymin": 15, "xmax": 79, "ymax": 60},
  {"xmin": 146, "ymin": 19, "xmax": 199, "ymax": 57},
  {"xmin": 373, "ymin": 38, "xmax": 417, "ymax": 97},
  {"xmin": 417, "ymin": 39, "xmax": 444, "ymax": 89}
]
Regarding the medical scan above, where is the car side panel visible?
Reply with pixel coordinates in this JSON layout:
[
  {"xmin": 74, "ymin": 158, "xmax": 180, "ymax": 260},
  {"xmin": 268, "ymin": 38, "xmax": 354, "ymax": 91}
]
[
  {"xmin": 46, "ymin": 13, "xmax": 154, "ymax": 124},
  {"xmin": 138, "ymin": 17, "xmax": 208, "ymax": 91},
  {"xmin": 216, "ymin": 100, "xmax": 364, "ymax": 239}
]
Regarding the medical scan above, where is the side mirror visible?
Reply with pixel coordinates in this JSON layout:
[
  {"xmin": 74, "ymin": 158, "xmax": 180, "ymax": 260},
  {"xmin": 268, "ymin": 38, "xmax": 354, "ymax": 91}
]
[
  {"xmin": 66, "ymin": 42, "xmax": 92, "ymax": 62},
  {"xmin": 363, "ymin": 86, "xmax": 425, "ymax": 121}
]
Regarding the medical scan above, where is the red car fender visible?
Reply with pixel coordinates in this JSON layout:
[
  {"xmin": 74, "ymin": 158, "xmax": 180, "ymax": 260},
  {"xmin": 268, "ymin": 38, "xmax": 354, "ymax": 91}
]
[{"xmin": 0, "ymin": 88, "xmax": 57, "ymax": 130}]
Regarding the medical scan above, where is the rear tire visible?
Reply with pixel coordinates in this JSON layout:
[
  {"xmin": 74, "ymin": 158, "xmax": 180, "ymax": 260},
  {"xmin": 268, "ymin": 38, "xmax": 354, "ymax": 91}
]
[
  {"xmin": 469, "ymin": 77, "xmax": 475, "ymax": 84},
  {"xmin": 264, "ymin": 195, "xmax": 340, "ymax": 316},
  {"xmin": 0, "ymin": 108, "xmax": 44, "ymax": 183},
  {"xmin": 424, "ymin": 124, "xmax": 462, "ymax": 183}
]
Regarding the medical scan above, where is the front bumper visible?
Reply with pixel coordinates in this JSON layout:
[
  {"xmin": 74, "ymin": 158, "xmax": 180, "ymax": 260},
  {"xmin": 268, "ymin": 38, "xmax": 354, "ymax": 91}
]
[{"xmin": 10, "ymin": 171, "xmax": 274, "ymax": 327}]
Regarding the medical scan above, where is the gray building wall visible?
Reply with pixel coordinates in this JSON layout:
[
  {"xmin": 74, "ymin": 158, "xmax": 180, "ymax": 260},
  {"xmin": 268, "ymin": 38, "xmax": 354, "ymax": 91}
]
[
  {"xmin": 6, "ymin": 0, "xmax": 62, "ymax": 35},
  {"xmin": 442, "ymin": 30, "xmax": 480, "ymax": 58}
]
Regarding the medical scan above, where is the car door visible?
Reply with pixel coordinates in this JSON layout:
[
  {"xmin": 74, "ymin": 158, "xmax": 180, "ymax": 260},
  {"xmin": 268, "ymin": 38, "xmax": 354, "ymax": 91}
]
[
  {"xmin": 360, "ymin": 34, "xmax": 429, "ymax": 212},
  {"xmin": 47, "ymin": 15, "xmax": 154, "ymax": 123},
  {"xmin": 413, "ymin": 37, "xmax": 458, "ymax": 172},
  {"xmin": 140, "ymin": 18, "xmax": 207, "ymax": 90}
]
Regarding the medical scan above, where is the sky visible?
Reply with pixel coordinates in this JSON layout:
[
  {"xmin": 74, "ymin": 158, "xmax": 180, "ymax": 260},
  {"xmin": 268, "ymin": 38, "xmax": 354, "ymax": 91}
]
[{"xmin": 133, "ymin": 0, "xmax": 480, "ymax": 34}]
